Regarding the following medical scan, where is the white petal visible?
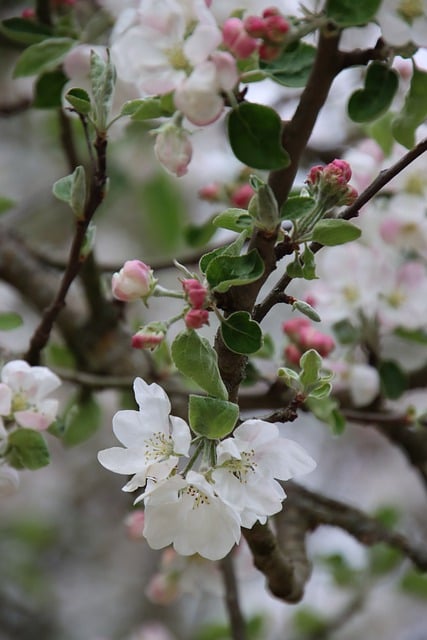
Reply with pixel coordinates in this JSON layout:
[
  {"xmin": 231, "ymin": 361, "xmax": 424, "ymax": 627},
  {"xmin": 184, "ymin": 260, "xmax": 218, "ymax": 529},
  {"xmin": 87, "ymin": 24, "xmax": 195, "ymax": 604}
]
[
  {"xmin": 112, "ymin": 409, "xmax": 146, "ymax": 446},
  {"xmin": 0, "ymin": 384, "xmax": 12, "ymax": 415},
  {"xmin": 272, "ymin": 439, "xmax": 317, "ymax": 480},
  {"xmin": 97, "ymin": 446, "xmax": 148, "ymax": 475},
  {"xmin": 170, "ymin": 415, "xmax": 191, "ymax": 455}
]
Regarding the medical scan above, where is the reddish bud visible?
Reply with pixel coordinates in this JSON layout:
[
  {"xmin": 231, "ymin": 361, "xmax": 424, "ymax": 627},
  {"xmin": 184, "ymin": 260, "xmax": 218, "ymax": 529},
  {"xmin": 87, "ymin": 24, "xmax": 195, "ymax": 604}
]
[
  {"xmin": 21, "ymin": 8, "xmax": 36, "ymax": 18},
  {"xmin": 258, "ymin": 42, "xmax": 281, "ymax": 61},
  {"xmin": 185, "ymin": 309, "xmax": 209, "ymax": 329},
  {"xmin": 198, "ymin": 182, "xmax": 221, "ymax": 201},
  {"xmin": 282, "ymin": 317, "xmax": 311, "ymax": 337},
  {"xmin": 262, "ymin": 6, "xmax": 280, "ymax": 18},
  {"xmin": 243, "ymin": 15, "xmax": 266, "ymax": 38},
  {"xmin": 182, "ymin": 278, "xmax": 208, "ymax": 309},
  {"xmin": 230, "ymin": 183, "xmax": 254, "ymax": 208},
  {"xmin": 264, "ymin": 14, "xmax": 289, "ymax": 43},
  {"xmin": 223, "ymin": 17, "xmax": 258, "ymax": 59},
  {"xmin": 298, "ymin": 326, "xmax": 335, "ymax": 357},
  {"xmin": 284, "ymin": 343, "xmax": 302, "ymax": 365}
]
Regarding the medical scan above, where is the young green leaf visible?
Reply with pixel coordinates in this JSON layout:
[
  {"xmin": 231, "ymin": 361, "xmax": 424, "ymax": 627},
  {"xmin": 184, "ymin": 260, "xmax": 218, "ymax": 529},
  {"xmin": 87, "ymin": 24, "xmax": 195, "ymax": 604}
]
[
  {"xmin": 189, "ymin": 395, "xmax": 239, "ymax": 439},
  {"xmin": 379, "ymin": 360, "xmax": 408, "ymax": 399},
  {"xmin": 348, "ymin": 62, "xmax": 399, "ymax": 123},
  {"xmin": 199, "ymin": 232, "xmax": 247, "ymax": 274},
  {"xmin": 0, "ymin": 312, "xmax": 23, "ymax": 331},
  {"xmin": 13, "ymin": 37, "xmax": 75, "ymax": 78},
  {"xmin": 392, "ymin": 65, "xmax": 427, "ymax": 148},
  {"xmin": 312, "ymin": 219, "xmax": 361, "ymax": 246},
  {"xmin": 171, "ymin": 331, "xmax": 228, "ymax": 400},
  {"xmin": 213, "ymin": 208, "xmax": 254, "ymax": 233},
  {"xmin": 7, "ymin": 429, "xmax": 50, "ymax": 470},
  {"xmin": 120, "ymin": 97, "xmax": 165, "ymax": 120},
  {"xmin": 292, "ymin": 300, "xmax": 321, "ymax": 322},
  {"xmin": 33, "ymin": 70, "xmax": 68, "ymax": 109},
  {"xmin": 280, "ymin": 195, "xmax": 316, "ymax": 221},
  {"xmin": 227, "ymin": 103, "xmax": 289, "ymax": 170},
  {"xmin": 220, "ymin": 312, "xmax": 263, "ymax": 355},
  {"xmin": 90, "ymin": 50, "xmax": 116, "ymax": 131},
  {"xmin": 300, "ymin": 349, "xmax": 322, "ymax": 387},
  {"xmin": 326, "ymin": 0, "xmax": 381, "ymax": 26},
  {"xmin": 65, "ymin": 88, "xmax": 92, "ymax": 115},
  {"xmin": 205, "ymin": 250, "xmax": 264, "ymax": 293},
  {"xmin": 0, "ymin": 17, "xmax": 52, "ymax": 45},
  {"xmin": 260, "ymin": 42, "xmax": 316, "ymax": 87}
]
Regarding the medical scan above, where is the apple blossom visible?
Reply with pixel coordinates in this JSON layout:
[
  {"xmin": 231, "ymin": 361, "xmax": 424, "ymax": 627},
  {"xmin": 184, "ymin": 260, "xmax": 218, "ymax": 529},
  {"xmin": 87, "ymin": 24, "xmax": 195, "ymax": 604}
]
[
  {"xmin": 212, "ymin": 420, "xmax": 316, "ymax": 527},
  {"xmin": 111, "ymin": 260, "xmax": 156, "ymax": 302},
  {"xmin": 154, "ymin": 124, "xmax": 193, "ymax": 177},
  {"xmin": 0, "ymin": 360, "xmax": 61, "ymax": 431},
  {"xmin": 97, "ymin": 378, "xmax": 191, "ymax": 491},
  {"xmin": 181, "ymin": 279, "xmax": 208, "ymax": 309},
  {"xmin": 376, "ymin": 0, "xmax": 427, "ymax": 47},
  {"xmin": 184, "ymin": 308, "xmax": 210, "ymax": 329}
]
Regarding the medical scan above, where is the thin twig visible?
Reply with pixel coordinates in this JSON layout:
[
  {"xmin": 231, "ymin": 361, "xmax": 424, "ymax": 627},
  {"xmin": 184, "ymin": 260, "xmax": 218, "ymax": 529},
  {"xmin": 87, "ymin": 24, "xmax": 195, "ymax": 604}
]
[{"xmin": 219, "ymin": 554, "xmax": 247, "ymax": 640}]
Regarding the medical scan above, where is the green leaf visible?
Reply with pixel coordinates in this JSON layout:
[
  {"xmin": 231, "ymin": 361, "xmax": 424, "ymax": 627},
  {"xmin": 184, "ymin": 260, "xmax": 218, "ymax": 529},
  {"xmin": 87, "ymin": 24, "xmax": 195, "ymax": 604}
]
[
  {"xmin": 300, "ymin": 349, "xmax": 322, "ymax": 387},
  {"xmin": 52, "ymin": 173, "xmax": 73, "ymax": 204},
  {"xmin": 308, "ymin": 382, "xmax": 332, "ymax": 399},
  {"xmin": 199, "ymin": 232, "xmax": 247, "ymax": 274},
  {"xmin": 13, "ymin": 37, "xmax": 75, "ymax": 78},
  {"xmin": 292, "ymin": 608, "xmax": 327, "ymax": 636},
  {"xmin": 306, "ymin": 396, "xmax": 346, "ymax": 434},
  {"xmin": 320, "ymin": 553, "xmax": 358, "ymax": 587},
  {"xmin": 0, "ymin": 195, "xmax": 15, "ymax": 214},
  {"xmin": 205, "ymin": 249, "xmax": 265, "ymax": 293},
  {"xmin": 292, "ymin": 300, "xmax": 321, "ymax": 322},
  {"xmin": 33, "ymin": 70, "xmax": 68, "ymax": 109},
  {"xmin": 220, "ymin": 311, "xmax": 263, "ymax": 355},
  {"xmin": 326, "ymin": 0, "xmax": 381, "ymax": 26},
  {"xmin": 0, "ymin": 312, "xmax": 23, "ymax": 330},
  {"xmin": 312, "ymin": 219, "xmax": 362, "ymax": 246},
  {"xmin": 52, "ymin": 165, "xmax": 86, "ymax": 217},
  {"xmin": 7, "ymin": 429, "xmax": 50, "ymax": 470},
  {"xmin": 213, "ymin": 208, "xmax": 254, "ymax": 233},
  {"xmin": 171, "ymin": 331, "xmax": 228, "ymax": 400},
  {"xmin": 46, "ymin": 343, "xmax": 76, "ymax": 368},
  {"xmin": 367, "ymin": 112, "xmax": 395, "ymax": 156},
  {"xmin": 227, "ymin": 103, "xmax": 290, "ymax": 170},
  {"xmin": 333, "ymin": 319, "xmax": 359, "ymax": 344},
  {"xmin": 120, "ymin": 97, "xmax": 165, "ymax": 120},
  {"xmin": 185, "ymin": 217, "xmax": 217, "ymax": 248},
  {"xmin": 90, "ymin": 49, "xmax": 116, "ymax": 130},
  {"xmin": 392, "ymin": 65, "xmax": 427, "ymax": 148},
  {"xmin": 394, "ymin": 326, "xmax": 427, "ymax": 344},
  {"xmin": 400, "ymin": 570, "xmax": 427, "ymax": 599},
  {"xmin": 280, "ymin": 195, "xmax": 316, "ymax": 221},
  {"xmin": 369, "ymin": 544, "xmax": 402, "ymax": 576},
  {"xmin": 301, "ymin": 245, "xmax": 317, "ymax": 280},
  {"xmin": 65, "ymin": 87, "xmax": 91, "ymax": 115},
  {"xmin": 189, "ymin": 395, "xmax": 238, "ymax": 439},
  {"xmin": 0, "ymin": 17, "xmax": 52, "ymax": 45},
  {"xmin": 277, "ymin": 366, "xmax": 302, "ymax": 391},
  {"xmin": 260, "ymin": 42, "xmax": 316, "ymax": 87},
  {"xmin": 348, "ymin": 62, "xmax": 399, "ymax": 123},
  {"xmin": 286, "ymin": 256, "xmax": 304, "ymax": 278},
  {"xmin": 379, "ymin": 360, "xmax": 408, "ymax": 399},
  {"xmin": 62, "ymin": 395, "xmax": 102, "ymax": 446}
]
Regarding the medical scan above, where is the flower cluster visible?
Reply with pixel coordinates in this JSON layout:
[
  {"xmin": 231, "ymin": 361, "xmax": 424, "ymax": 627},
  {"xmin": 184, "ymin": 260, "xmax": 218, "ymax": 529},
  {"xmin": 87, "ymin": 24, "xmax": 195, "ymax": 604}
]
[
  {"xmin": 283, "ymin": 317, "xmax": 335, "ymax": 365},
  {"xmin": 98, "ymin": 378, "xmax": 316, "ymax": 560},
  {"xmin": 223, "ymin": 7, "xmax": 290, "ymax": 61},
  {"xmin": 182, "ymin": 278, "xmax": 209, "ymax": 329},
  {"xmin": 306, "ymin": 159, "xmax": 358, "ymax": 209},
  {"xmin": 0, "ymin": 360, "xmax": 61, "ymax": 496}
]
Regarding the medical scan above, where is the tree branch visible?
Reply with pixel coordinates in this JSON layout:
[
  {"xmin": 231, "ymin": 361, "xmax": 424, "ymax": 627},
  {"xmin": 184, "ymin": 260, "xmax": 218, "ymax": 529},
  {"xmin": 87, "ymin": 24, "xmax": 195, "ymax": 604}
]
[{"xmin": 219, "ymin": 554, "xmax": 247, "ymax": 640}]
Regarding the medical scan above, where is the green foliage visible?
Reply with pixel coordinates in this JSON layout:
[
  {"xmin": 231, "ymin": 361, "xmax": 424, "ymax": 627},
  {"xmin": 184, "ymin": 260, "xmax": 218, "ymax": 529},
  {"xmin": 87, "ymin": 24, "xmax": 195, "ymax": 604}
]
[
  {"xmin": 392, "ymin": 65, "xmax": 427, "ymax": 148},
  {"xmin": 0, "ymin": 312, "xmax": 23, "ymax": 331},
  {"xmin": 90, "ymin": 50, "xmax": 116, "ymax": 131},
  {"xmin": 227, "ymin": 103, "xmax": 290, "ymax": 170},
  {"xmin": 62, "ymin": 395, "xmax": 102, "ymax": 447},
  {"xmin": 220, "ymin": 311, "xmax": 263, "ymax": 355},
  {"xmin": 7, "ymin": 429, "xmax": 50, "ymax": 470},
  {"xmin": 367, "ymin": 113, "xmax": 395, "ymax": 156},
  {"xmin": 120, "ymin": 97, "xmax": 174, "ymax": 120},
  {"xmin": 368, "ymin": 544, "xmax": 402, "ymax": 576},
  {"xmin": 306, "ymin": 395, "xmax": 346, "ymax": 434},
  {"xmin": 13, "ymin": 37, "xmax": 75, "ymax": 78},
  {"xmin": 0, "ymin": 195, "xmax": 15, "ymax": 214},
  {"xmin": 188, "ymin": 395, "xmax": 239, "ymax": 439},
  {"xmin": 65, "ymin": 88, "xmax": 92, "ymax": 115},
  {"xmin": 213, "ymin": 208, "xmax": 254, "ymax": 233},
  {"xmin": 326, "ymin": 0, "xmax": 382, "ymax": 26},
  {"xmin": 185, "ymin": 217, "xmax": 218, "ymax": 247},
  {"xmin": 400, "ymin": 570, "xmax": 427, "ymax": 598},
  {"xmin": 278, "ymin": 349, "xmax": 333, "ymax": 398},
  {"xmin": 139, "ymin": 173, "xmax": 187, "ymax": 255},
  {"xmin": 281, "ymin": 195, "xmax": 316, "ymax": 221},
  {"xmin": 205, "ymin": 250, "xmax": 265, "ymax": 293},
  {"xmin": 320, "ymin": 553, "xmax": 360, "ymax": 587},
  {"xmin": 0, "ymin": 17, "xmax": 52, "ymax": 45},
  {"xmin": 292, "ymin": 299, "xmax": 321, "ymax": 322},
  {"xmin": 171, "ymin": 331, "xmax": 228, "ymax": 400},
  {"xmin": 332, "ymin": 319, "xmax": 360, "ymax": 345},
  {"xmin": 194, "ymin": 614, "xmax": 264, "ymax": 640},
  {"xmin": 292, "ymin": 607, "xmax": 328, "ymax": 636},
  {"xmin": 348, "ymin": 62, "xmax": 399, "ymax": 122},
  {"xmin": 52, "ymin": 165, "xmax": 86, "ymax": 218},
  {"xmin": 394, "ymin": 327, "xmax": 427, "ymax": 344},
  {"xmin": 199, "ymin": 232, "xmax": 247, "ymax": 273},
  {"xmin": 379, "ymin": 360, "xmax": 408, "ymax": 399},
  {"xmin": 260, "ymin": 42, "xmax": 316, "ymax": 87},
  {"xmin": 33, "ymin": 70, "xmax": 68, "ymax": 109},
  {"xmin": 312, "ymin": 219, "xmax": 362, "ymax": 246}
]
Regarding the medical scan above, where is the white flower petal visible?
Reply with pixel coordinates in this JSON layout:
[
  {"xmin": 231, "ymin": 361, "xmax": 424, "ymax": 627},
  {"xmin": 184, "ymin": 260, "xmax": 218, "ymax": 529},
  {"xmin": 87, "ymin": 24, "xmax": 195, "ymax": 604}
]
[{"xmin": 97, "ymin": 446, "xmax": 148, "ymax": 475}]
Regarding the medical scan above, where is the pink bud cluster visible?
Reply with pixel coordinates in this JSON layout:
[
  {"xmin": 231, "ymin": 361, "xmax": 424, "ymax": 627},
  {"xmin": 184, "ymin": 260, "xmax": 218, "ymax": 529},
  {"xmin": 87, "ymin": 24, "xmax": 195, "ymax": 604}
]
[
  {"xmin": 112, "ymin": 260, "xmax": 156, "ymax": 302},
  {"xmin": 306, "ymin": 159, "xmax": 358, "ymax": 207},
  {"xmin": 222, "ymin": 7, "xmax": 290, "ymax": 61},
  {"xmin": 182, "ymin": 279, "xmax": 209, "ymax": 329},
  {"xmin": 283, "ymin": 317, "xmax": 335, "ymax": 365},
  {"xmin": 198, "ymin": 181, "xmax": 254, "ymax": 209}
]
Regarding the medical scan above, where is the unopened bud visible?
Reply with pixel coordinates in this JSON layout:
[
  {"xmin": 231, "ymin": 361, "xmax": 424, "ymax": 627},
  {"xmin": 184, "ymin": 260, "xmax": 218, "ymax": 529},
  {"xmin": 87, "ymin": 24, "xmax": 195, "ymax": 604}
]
[
  {"xmin": 112, "ymin": 260, "xmax": 156, "ymax": 302},
  {"xmin": 185, "ymin": 309, "xmax": 209, "ymax": 329},
  {"xmin": 154, "ymin": 124, "xmax": 192, "ymax": 178},
  {"xmin": 131, "ymin": 323, "xmax": 166, "ymax": 350},
  {"xmin": 182, "ymin": 279, "xmax": 208, "ymax": 309},
  {"xmin": 243, "ymin": 15, "xmax": 266, "ymax": 38},
  {"xmin": 230, "ymin": 183, "xmax": 254, "ymax": 208},
  {"xmin": 223, "ymin": 17, "xmax": 258, "ymax": 59}
]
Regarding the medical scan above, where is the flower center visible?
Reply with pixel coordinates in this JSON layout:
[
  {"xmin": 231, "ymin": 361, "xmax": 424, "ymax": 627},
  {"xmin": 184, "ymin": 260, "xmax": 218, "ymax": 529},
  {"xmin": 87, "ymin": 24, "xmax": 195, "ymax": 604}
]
[
  {"xmin": 342, "ymin": 285, "xmax": 359, "ymax": 303},
  {"xmin": 11, "ymin": 392, "xmax": 29, "ymax": 413},
  {"xmin": 398, "ymin": 0, "xmax": 423, "ymax": 20},
  {"xmin": 186, "ymin": 484, "xmax": 210, "ymax": 508},
  {"xmin": 166, "ymin": 44, "xmax": 190, "ymax": 71},
  {"xmin": 405, "ymin": 174, "xmax": 424, "ymax": 194},
  {"xmin": 223, "ymin": 450, "xmax": 256, "ymax": 483},
  {"xmin": 144, "ymin": 431, "xmax": 174, "ymax": 462},
  {"xmin": 386, "ymin": 290, "xmax": 406, "ymax": 307}
]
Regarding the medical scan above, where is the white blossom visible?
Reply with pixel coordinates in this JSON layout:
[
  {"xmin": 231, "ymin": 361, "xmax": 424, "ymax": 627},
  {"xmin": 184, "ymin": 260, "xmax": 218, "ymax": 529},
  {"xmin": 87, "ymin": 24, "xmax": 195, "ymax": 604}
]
[
  {"xmin": 97, "ymin": 378, "xmax": 191, "ymax": 491},
  {"xmin": 376, "ymin": 0, "xmax": 427, "ymax": 47},
  {"xmin": 212, "ymin": 420, "xmax": 317, "ymax": 527}
]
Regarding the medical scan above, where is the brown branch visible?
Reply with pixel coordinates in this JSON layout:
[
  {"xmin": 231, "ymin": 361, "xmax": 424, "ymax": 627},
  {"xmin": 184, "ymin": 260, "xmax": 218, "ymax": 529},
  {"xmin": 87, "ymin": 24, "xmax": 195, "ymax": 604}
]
[
  {"xmin": 219, "ymin": 554, "xmax": 247, "ymax": 640},
  {"xmin": 24, "ymin": 131, "xmax": 108, "ymax": 365}
]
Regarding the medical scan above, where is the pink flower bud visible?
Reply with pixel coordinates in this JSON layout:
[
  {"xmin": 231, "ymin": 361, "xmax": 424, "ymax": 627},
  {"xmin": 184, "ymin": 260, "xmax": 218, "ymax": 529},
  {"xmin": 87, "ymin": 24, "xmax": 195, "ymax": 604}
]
[
  {"xmin": 125, "ymin": 509, "xmax": 145, "ymax": 540},
  {"xmin": 198, "ymin": 182, "xmax": 221, "ymax": 201},
  {"xmin": 284, "ymin": 343, "xmax": 302, "ymax": 365},
  {"xmin": 343, "ymin": 185, "xmax": 358, "ymax": 205},
  {"xmin": 299, "ymin": 327, "xmax": 335, "ymax": 357},
  {"xmin": 262, "ymin": 7, "xmax": 280, "ymax": 18},
  {"xmin": 131, "ymin": 328, "xmax": 165, "ymax": 351},
  {"xmin": 185, "ymin": 309, "xmax": 209, "ymax": 329},
  {"xmin": 329, "ymin": 159, "xmax": 352, "ymax": 183},
  {"xmin": 154, "ymin": 125, "xmax": 193, "ymax": 178},
  {"xmin": 182, "ymin": 279, "xmax": 208, "ymax": 309},
  {"xmin": 231, "ymin": 183, "xmax": 255, "ymax": 208},
  {"xmin": 307, "ymin": 165, "xmax": 324, "ymax": 185},
  {"xmin": 282, "ymin": 317, "xmax": 311, "ymax": 337},
  {"xmin": 145, "ymin": 573, "xmax": 180, "ymax": 605},
  {"xmin": 222, "ymin": 17, "xmax": 258, "ymax": 59},
  {"xmin": 21, "ymin": 8, "xmax": 35, "ymax": 18},
  {"xmin": 243, "ymin": 15, "xmax": 266, "ymax": 38},
  {"xmin": 258, "ymin": 42, "xmax": 282, "ymax": 61},
  {"xmin": 264, "ymin": 14, "xmax": 289, "ymax": 43},
  {"xmin": 112, "ymin": 260, "xmax": 155, "ymax": 302}
]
